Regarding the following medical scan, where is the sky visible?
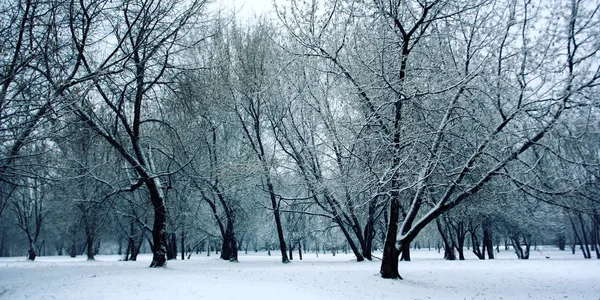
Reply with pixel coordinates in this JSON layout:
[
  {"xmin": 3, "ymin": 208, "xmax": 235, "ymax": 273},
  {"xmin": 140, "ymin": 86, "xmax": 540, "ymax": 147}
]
[{"xmin": 217, "ymin": 0, "xmax": 276, "ymax": 19}]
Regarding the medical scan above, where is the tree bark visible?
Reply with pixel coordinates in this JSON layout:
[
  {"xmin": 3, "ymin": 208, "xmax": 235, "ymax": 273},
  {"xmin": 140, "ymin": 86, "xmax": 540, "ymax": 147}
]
[
  {"xmin": 266, "ymin": 175, "xmax": 290, "ymax": 263},
  {"xmin": 437, "ymin": 219, "xmax": 456, "ymax": 260},
  {"xmin": 362, "ymin": 197, "xmax": 376, "ymax": 260},
  {"xmin": 86, "ymin": 232, "xmax": 95, "ymax": 260},
  {"xmin": 148, "ymin": 180, "xmax": 168, "ymax": 267},
  {"xmin": 577, "ymin": 213, "xmax": 592, "ymax": 259},
  {"xmin": 380, "ymin": 195, "xmax": 401, "ymax": 279},
  {"xmin": 483, "ymin": 227, "xmax": 494, "ymax": 260},
  {"xmin": 181, "ymin": 231, "xmax": 185, "ymax": 260}
]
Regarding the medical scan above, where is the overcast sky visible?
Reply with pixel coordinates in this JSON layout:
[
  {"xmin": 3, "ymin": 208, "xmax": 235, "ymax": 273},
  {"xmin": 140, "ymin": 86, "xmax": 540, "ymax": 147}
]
[{"xmin": 217, "ymin": 0, "xmax": 276, "ymax": 19}]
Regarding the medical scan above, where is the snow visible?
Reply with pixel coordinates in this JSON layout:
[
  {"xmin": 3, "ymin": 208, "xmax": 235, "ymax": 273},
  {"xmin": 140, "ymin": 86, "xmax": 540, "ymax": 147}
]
[{"xmin": 0, "ymin": 248, "xmax": 598, "ymax": 300}]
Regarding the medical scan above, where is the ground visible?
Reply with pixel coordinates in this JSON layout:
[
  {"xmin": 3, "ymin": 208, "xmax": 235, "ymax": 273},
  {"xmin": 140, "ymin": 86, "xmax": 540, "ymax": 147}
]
[{"xmin": 0, "ymin": 247, "xmax": 598, "ymax": 300}]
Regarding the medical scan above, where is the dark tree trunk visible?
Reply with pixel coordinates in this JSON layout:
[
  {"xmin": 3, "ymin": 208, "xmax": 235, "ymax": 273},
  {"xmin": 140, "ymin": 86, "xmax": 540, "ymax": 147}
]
[
  {"xmin": 577, "ymin": 213, "xmax": 592, "ymax": 259},
  {"xmin": 124, "ymin": 238, "xmax": 132, "ymax": 261},
  {"xmin": 448, "ymin": 219, "xmax": 466, "ymax": 260},
  {"xmin": 483, "ymin": 227, "xmax": 494, "ymax": 259},
  {"xmin": 298, "ymin": 239, "xmax": 303, "ymax": 260},
  {"xmin": 288, "ymin": 241, "xmax": 293, "ymax": 260},
  {"xmin": 380, "ymin": 195, "xmax": 401, "ymax": 279},
  {"xmin": 361, "ymin": 197, "xmax": 376, "ymax": 260},
  {"xmin": 437, "ymin": 219, "xmax": 455, "ymax": 260},
  {"xmin": 69, "ymin": 239, "xmax": 76, "ymax": 258},
  {"xmin": 455, "ymin": 229, "xmax": 465, "ymax": 260},
  {"xmin": 557, "ymin": 233, "xmax": 566, "ymax": 250},
  {"xmin": 167, "ymin": 233, "xmax": 177, "ymax": 260},
  {"xmin": 220, "ymin": 219, "xmax": 238, "ymax": 262},
  {"xmin": 28, "ymin": 248, "xmax": 36, "ymax": 261},
  {"xmin": 181, "ymin": 231, "xmax": 185, "ymax": 260},
  {"xmin": 570, "ymin": 213, "xmax": 590, "ymax": 259},
  {"xmin": 511, "ymin": 235, "xmax": 524, "ymax": 259},
  {"xmin": 511, "ymin": 234, "xmax": 531, "ymax": 259},
  {"xmin": 470, "ymin": 223, "xmax": 484, "ymax": 260},
  {"xmin": 265, "ymin": 176, "xmax": 289, "ymax": 264},
  {"xmin": 593, "ymin": 214, "xmax": 600, "ymax": 259},
  {"xmin": 86, "ymin": 233, "xmax": 95, "ymax": 260},
  {"xmin": 333, "ymin": 214, "xmax": 364, "ymax": 261},
  {"xmin": 400, "ymin": 241, "xmax": 411, "ymax": 261},
  {"xmin": 148, "ymin": 181, "xmax": 168, "ymax": 267},
  {"xmin": 117, "ymin": 236, "xmax": 123, "ymax": 256}
]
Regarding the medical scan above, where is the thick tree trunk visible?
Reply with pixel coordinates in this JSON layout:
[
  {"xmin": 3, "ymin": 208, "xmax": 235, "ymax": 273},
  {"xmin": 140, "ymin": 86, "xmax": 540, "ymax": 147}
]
[
  {"xmin": 288, "ymin": 241, "xmax": 293, "ymax": 260},
  {"xmin": 28, "ymin": 245, "xmax": 36, "ymax": 261},
  {"xmin": 148, "ymin": 181, "xmax": 168, "ymax": 267},
  {"xmin": 220, "ymin": 219, "xmax": 238, "ymax": 262},
  {"xmin": 362, "ymin": 199, "xmax": 375, "ymax": 260},
  {"xmin": 400, "ymin": 241, "xmax": 411, "ymax": 261},
  {"xmin": 298, "ymin": 239, "xmax": 303, "ymax": 260},
  {"xmin": 86, "ymin": 232, "xmax": 95, "ymax": 260},
  {"xmin": 456, "ymin": 239, "xmax": 465, "ymax": 260},
  {"xmin": 483, "ymin": 227, "xmax": 494, "ymax": 259},
  {"xmin": 380, "ymin": 196, "xmax": 401, "ymax": 279}
]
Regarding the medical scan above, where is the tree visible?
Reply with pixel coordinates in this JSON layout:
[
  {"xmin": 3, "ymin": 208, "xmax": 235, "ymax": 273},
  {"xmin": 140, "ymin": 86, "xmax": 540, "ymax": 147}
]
[
  {"xmin": 277, "ymin": 0, "xmax": 600, "ymax": 278},
  {"xmin": 64, "ymin": 0, "xmax": 208, "ymax": 267},
  {"xmin": 229, "ymin": 22, "xmax": 291, "ymax": 263}
]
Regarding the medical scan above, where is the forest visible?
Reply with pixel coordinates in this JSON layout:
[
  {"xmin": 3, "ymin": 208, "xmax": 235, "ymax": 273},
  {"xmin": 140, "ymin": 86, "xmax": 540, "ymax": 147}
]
[{"xmin": 0, "ymin": 0, "xmax": 599, "ymax": 281}]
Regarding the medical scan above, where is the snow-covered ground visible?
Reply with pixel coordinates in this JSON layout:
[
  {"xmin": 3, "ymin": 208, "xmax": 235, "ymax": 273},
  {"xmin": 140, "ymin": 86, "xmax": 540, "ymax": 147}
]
[{"xmin": 0, "ymin": 247, "xmax": 598, "ymax": 300}]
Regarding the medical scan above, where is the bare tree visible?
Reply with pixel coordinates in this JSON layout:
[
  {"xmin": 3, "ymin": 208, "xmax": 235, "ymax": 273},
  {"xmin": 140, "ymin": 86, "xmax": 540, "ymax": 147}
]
[
  {"xmin": 278, "ymin": 0, "xmax": 600, "ymax": 279},
  {"xmin": 64, "ymin": 0, "xmax": 208, "ymax": 267},
  {"xmin": 228, "ymin": 22, "xmax": 291, "ymax": 263}
]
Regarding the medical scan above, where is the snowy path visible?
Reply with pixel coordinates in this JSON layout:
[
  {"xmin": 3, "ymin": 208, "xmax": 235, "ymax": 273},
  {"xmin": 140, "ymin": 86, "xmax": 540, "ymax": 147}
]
[{"xmin": 1, "ymin": 249, "xmax": 598, "ymax": 300}]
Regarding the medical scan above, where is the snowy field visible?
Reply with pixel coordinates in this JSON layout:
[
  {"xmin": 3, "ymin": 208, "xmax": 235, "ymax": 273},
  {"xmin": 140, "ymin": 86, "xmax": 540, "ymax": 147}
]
[{"xmin": 0, "ymin": 248, "xmax": 598, "ymax": 300}]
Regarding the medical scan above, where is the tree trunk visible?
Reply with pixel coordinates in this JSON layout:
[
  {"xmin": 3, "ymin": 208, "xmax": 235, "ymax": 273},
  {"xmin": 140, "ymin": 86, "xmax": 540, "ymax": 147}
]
[
  {"xmin": 557, "ymin": 233, "xmax": 566, "ymax": 250},
  {"xmin": 148, "ymin": 180, "xmax": 168, "ymax": 267},
  {"xmin": 510, "ymin": 235, "xmax": 524, "ymax": 259},
  {"xmin": 288, "ymin": 241, "xmax": 294, "ymax": 260},
  {"xmin": 577, "ymin": 213, "xmax": 592, "ymax": 259},
  {"xmin": 400, "ymin": 241, "xmax": 411, "ymax": 261},
  {"xmin": 220, "ymin": 219, "xmax": 238, "ymax": 262},
  {"xmin": 437, "ymin": 219, "xmax": 455, "ymax": 260},
  {"xmin": 380, "ymin": 193, "xmax": 402, "ymax": 279},
  {"xmin": 456, "ymin": 239, "xmax": 465, "ymax": 260},
  {"xmin": 483, "ymin": 227, "xmax": 494, "ymax": 259},
  {"xmin": 361, "ymin": 198, "xmax": 376, "ymax": 260},
  {"xmin": 86, "ymin": 232, "xmax": 95, "ymax": 260},
  {"xmin": 593, "ymin": 214, "xmax": 600, "ymax": 259},
  {"xmin": 470, "ymin": 224, "xmax": 484, "ymax": 259},
  {"xmin": 333, "ymin": 214, "xmax": 364, "ymax": 261},
  {"xmin": 265, "ymin": 175, "xmax": 289, "ymax": 263},
  {"xmin": 167, "ymin": 233, "xmax": 177, "ymax": 260},
  {"xmin": 28, "ymin": 245, "xmax": 36, "ymax": 261},
  {"xmin": 181, "ymin": 231, "xmax": 185, "ymax": 260},
  {"xmin": 570, "ymin": 213, "xmax": 590, "ymax": 259},
  {"xmin": 298, "ymin": 239, "xmax": 303, "ymax": 260},
  {"xmin": 70, "ymin": 239, "xmax": 76, "ymax": 258}
]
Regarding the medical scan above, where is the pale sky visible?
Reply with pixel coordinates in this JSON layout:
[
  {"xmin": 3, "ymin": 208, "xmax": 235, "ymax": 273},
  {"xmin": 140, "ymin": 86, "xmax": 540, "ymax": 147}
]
[{"xmin": 217, "ymin": 0, "xmax": 276, "ymax": 19}]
